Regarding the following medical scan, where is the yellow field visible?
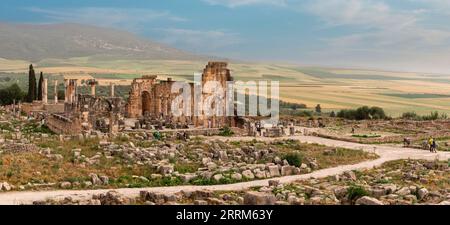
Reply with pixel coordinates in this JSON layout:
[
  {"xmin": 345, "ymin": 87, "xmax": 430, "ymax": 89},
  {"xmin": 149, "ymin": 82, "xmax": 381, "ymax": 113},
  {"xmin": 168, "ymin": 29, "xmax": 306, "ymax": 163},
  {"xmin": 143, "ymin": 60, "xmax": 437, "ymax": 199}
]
[{"xmin": 2, "ymin": 57, "xmax": 450, "ymax": 117}]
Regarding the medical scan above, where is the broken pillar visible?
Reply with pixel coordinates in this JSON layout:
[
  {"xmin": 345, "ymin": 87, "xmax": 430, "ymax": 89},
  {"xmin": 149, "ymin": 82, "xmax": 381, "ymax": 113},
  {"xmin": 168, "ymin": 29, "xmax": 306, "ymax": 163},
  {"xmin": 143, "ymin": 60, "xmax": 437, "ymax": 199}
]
[
  {"xmin": 64, "ymin": 79, "xmax": 69, "ymax": 103},
  {"xmin": 109, "ymin": 112, "xmax": 119, "ymax": 134},
  {"xmin": 42, "ymin": 78, "xmax": 48, "ymax": 104},
  {"xmin": 54, "ymin": 80, "xmax": 58, "ymax": 104},
  {"xmin": 110, "ymin": 82, "xmax": 115, "ymax": 97},
  {"xmin": 91, "ymin": 82, "xmax": 96, "ymax": 96},
  {"xmin": 65, "ymin": 79, "xmax": 77, "ymax": 103}
]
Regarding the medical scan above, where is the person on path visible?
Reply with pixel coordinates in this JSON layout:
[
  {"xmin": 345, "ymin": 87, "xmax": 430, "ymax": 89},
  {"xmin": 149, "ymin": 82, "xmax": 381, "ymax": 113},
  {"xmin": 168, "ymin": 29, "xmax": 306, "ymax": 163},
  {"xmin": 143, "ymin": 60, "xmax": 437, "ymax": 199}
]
[
  {"xmin": 432, "ymin": 139, "xmax": 438, "ymax": 153},
  {"xmin": 428, "ymin": 137, "xmax": 434, "ymax": 152}
]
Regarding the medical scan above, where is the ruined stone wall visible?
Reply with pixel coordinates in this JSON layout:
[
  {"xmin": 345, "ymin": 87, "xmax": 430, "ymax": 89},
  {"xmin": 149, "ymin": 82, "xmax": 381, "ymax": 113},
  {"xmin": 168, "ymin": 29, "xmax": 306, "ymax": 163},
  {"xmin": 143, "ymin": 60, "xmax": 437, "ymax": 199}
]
[
  {"xmin": 46, "ymin": 114, "xmax": 82, "ymax": 135},
  {"xmin": 196, "ymin": 62, "xmax": 234, "ymax": 128},
  {"xmin": 125, "ymin": 62, "xmax": 236, "ymax": 128},
  {"xmin": 125, "ymin": 75, "xmax": 157, "ymax": 118},
  {"xmin": 43, "ymin": 104, "xmax": 65, "ymax": 113}
]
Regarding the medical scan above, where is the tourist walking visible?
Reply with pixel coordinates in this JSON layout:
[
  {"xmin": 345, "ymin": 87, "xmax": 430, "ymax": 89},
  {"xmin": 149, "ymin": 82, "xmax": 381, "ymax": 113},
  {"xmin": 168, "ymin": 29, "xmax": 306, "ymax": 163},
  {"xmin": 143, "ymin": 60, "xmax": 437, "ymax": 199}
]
[
  {"xmin": 432, "ymin": 139, "xmax": 438, "ymax": 153},
  {"xmin": 428, "ymin": 137, "xmax": 434, "ymax": 152}
]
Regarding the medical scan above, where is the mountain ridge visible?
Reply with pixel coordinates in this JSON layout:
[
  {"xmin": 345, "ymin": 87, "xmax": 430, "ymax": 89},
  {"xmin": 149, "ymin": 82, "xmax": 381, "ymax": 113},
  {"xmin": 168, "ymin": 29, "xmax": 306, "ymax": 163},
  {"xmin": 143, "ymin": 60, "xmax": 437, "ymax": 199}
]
[{"xmin": 0, "ymin": 22, "xmax": 212, "ymax": 62}]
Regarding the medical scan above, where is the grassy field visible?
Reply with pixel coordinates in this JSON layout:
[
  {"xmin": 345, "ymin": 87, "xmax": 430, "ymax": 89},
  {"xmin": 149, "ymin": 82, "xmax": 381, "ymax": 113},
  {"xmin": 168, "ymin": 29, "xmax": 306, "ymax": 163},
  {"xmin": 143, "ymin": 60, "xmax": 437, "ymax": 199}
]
[{"xmin": 2, "ymin": 57, "xmax": 450, "ymax": 117}]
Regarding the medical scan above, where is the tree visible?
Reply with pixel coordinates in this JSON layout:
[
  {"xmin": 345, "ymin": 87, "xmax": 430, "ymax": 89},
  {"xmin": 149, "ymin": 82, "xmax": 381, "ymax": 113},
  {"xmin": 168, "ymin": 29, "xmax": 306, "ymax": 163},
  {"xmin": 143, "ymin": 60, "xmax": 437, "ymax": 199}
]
[
  {"xmin": 37, "ymin": 72, "xmax": 43, "ymax": 101},
  {"xmin": 57, "ymin": 90, "xmax": 65, "ymax": 101},
  {"xmin": 330, "ymin": 111, "xmax": 336, "ymax": 117},
  {"xmin": 315, "ymin": 104, "xmax": 322, "ymax": 114},
  {"xmin": 27, "ymin": 64, "xmax": 37, "ymax": 102},
  {"xmin": 337, "ymin": 106, "xmax": 387, "ymax": 120},
  {"xmin": 0, "ymin": 83, "xmax": 26, "ymax": 105}
]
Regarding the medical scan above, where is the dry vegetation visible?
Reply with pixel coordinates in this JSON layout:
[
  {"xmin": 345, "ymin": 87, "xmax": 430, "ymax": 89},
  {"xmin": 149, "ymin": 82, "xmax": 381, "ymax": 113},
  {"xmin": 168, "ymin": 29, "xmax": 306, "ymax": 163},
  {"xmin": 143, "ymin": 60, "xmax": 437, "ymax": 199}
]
[{"xmin": 2, "ymin": 57, "xmax": 450, "ymax": 116}]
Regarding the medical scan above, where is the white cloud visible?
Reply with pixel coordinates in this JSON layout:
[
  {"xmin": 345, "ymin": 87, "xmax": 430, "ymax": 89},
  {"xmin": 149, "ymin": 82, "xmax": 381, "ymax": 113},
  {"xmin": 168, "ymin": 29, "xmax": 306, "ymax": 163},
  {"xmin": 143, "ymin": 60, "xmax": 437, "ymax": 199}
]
[
  {"xmin": 297, "ymin": 0, "xmax": 450, "ymax": 71},
  {"xmin": 156, "ymin": 28, "xmax": 242, "ymax": 52},
  {"xmin": 303, "ymin": 0, "xmax": 418, "ymax": 29},
  {"xmin": 202, "ymin": 0, "xmax": 287, "ymax": 8}
]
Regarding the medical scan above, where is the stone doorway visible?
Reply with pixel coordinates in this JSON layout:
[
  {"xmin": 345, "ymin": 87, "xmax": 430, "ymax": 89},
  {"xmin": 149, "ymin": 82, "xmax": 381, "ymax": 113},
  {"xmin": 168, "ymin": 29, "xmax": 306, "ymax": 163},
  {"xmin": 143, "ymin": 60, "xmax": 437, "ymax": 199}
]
[{"xmin": 142, "ymin": 91, "xmax": 152, "ymax": 116}]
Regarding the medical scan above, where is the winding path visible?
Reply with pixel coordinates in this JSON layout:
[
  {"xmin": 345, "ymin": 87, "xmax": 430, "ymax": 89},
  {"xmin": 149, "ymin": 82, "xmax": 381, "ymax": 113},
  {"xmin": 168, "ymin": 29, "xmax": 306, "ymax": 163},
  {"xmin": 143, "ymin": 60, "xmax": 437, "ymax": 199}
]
[{"xmin": 1, "ymin": 135, "xmax": 449, "ymax": 205}]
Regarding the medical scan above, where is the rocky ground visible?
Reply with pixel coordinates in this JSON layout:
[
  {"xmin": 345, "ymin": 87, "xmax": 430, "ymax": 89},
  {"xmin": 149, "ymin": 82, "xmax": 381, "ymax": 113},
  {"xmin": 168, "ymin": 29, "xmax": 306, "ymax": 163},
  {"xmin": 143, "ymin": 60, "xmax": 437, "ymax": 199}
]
[
  {"xmin": 34, "ymin": 159, "xmax": 450, "ymax": 205},
  {"xmin": 2, "ymin": 108, "xmax": 450, "ymax": 205},
  {"xmin": 0, "ymin": 110, "xmax": 376, "ymax": 193}
]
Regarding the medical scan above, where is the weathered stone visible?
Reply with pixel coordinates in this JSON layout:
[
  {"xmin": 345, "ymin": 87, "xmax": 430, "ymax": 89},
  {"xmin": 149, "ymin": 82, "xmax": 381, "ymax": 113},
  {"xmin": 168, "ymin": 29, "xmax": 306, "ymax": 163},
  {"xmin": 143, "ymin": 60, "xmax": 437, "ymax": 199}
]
[
  {"xmin": 309, "ymin": 196, "xmax": 323, "ymax": 205},
  {"xmin": 151, "ymin": 174, "xmax": 163, "ymax": 179},
  {"xmin": 343, "ymin": 171, "xmax": 357, "ymax": 181},
  {"xmin": 100, "ymin": 176, "xmax": 109, "ymax": 185},
  {"xmin": 381, "ymin": 184, "xmax": 397, "ymax": 194},
  {"xmin": 213, "ymin": 174, "xmax": 224, "ymax": 182},
  {"xmin": 180, "ymin": 174, "xmax": 196, "ymax": 183},
  {"xmin": 333, "ymin": 186, "xmax": 349, "ymax": 199},
  {"xmin": 83, "ymin": 181, "xmax": 93, "ymax": 187},
  {"xmin": 164, "ymin": 193, "xmax": 177, "ymax": 202},
  {"xmin": 89, "ymin": 173, "xmax": 102, "ymax": 185},
  {"xmin": 268, "ymin": 180, "xmax": 280, "ymax": 187},
  {"xmin": 396, "ymin": 187, "xmax": 411, "ymax": 196},
  {"xmin": 242, "ymin": 170, "xmax": 255, "ymax": 179},
  {"xmin": 281, "ymin": 166, "xmax": 294, "ymax": 176},
  {"xmin": 158, "ymin": 165, "xmax": 174, "ymax": 175},
  {"xmin": 418, "ymin": 188, "xmax": 429, "ymax": 200},
  {"xmin": 267, "ymin": 165, "xmax": 280, "ymax": 177},
  {"xmin": 99, "ymin": 191, "xmax": 133, "ymax": 205},
  {"xmin": 243, "ymin": 191, "xmax": 276, "ymax": 205},
  {"xmin": 194, "ymin": 200, "xmax": 208, "ymax": 205},
  {"xmin": 254, "ymin": 170, "xmax": 266, "ymax": 179},
  {"xmin": 59, "ymin": 182, "xmax": 72, "ymax": 189},
  {"xmin": 369, "ymin": 188, "xmax": 386, "ymax": 198},
  {"xmin": 309, "ymin": 161, "xmax": 319, "ymax": 170},
  {"xmin": 1, "ymin": 182, "xmax": 12, "ymax": 191},
  {"xmin": 355, "ymin": 196, "xmax": 384, "ymax": 205},
  {"xmin": 275, "ymin": 201, "xmax": 289, "ymax": 205},
  {"xmin": 404, "ymin": 194, "xmax": 417, "ymax": 202},
  {"xmin": 219, "ymin": 151, "xmax": 228, "ymax": 161},
  {"xmin": 206, "ymin": 162, "xmax": 217, "ymax": 171},
  {"xmin": 191, "ymin": 190, "xmax": 213, "ymax": 200},
  {"xmin": 202, "ymin": 157, "xmax": 212, "ymax": 166},
  {"xmin": 231, "ymin": 173, "xmax": 242, "ymax": 181}
]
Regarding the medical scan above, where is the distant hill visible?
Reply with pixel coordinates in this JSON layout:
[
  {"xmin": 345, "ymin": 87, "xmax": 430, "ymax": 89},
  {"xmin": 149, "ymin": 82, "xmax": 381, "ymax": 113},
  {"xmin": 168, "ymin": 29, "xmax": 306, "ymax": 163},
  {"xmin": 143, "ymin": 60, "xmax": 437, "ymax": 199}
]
[{"xmin": 0, "ymin": 22, "xmax": 209, "ymax": 61}]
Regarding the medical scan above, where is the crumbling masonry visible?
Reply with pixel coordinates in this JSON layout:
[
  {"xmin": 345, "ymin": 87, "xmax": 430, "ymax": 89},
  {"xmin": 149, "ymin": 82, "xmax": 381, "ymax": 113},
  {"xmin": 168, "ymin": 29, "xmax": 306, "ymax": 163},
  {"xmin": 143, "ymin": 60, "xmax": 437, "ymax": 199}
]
[
  {"xmin": 125, "ymin": 62, "xmax": 236, "ymax": 128},
  {"xmin": 43, "ymin": 62, "xmax": 238, "ymax": 135}
]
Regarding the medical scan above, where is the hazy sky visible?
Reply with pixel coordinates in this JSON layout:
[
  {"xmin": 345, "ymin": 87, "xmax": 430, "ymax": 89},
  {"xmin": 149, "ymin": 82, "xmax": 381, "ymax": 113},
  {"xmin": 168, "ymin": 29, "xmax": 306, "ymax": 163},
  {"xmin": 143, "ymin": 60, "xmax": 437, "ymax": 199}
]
[{"xmin": 1, "ymin": 0, "xmax": 450, "ymax": 73}]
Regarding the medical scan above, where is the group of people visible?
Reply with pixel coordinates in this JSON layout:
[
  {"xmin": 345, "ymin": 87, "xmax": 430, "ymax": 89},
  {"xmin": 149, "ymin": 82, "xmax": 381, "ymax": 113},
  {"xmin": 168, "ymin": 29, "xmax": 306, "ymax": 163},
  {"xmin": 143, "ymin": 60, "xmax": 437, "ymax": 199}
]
[
  {"xmin": 428, "ymin": 137, "xmax": 438, "ymax": 153},
  {"xmin": 405, "ymin": 137, "xmax": 439, "ymax": 153}
]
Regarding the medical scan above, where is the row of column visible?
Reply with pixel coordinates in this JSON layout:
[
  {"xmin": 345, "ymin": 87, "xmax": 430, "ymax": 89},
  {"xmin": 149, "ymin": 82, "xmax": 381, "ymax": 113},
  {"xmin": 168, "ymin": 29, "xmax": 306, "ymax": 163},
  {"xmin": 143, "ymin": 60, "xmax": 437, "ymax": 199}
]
[{"xmin": 39, "ymin": 78, "xmax": 116, "ymax": 104}]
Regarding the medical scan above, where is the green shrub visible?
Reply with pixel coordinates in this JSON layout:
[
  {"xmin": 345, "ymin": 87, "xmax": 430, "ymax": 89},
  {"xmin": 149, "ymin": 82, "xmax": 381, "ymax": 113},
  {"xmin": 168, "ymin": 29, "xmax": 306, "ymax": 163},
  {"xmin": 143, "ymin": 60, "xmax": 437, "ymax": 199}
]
[
  {"xmin": 352, "ymin": 134, "xmax": 381, "ymax": 138},
  {"xmin": 174, "ymin": 163, "xmax": 200, "ymax": 173},
  {"xmin": 21, "ymin": 123, "xmax": 54, "ymax": 134},
  {"xmin": 337, "ymin": 106, "xmax": 387, "ymax": 120},
  {"xmin": 401, "ymin": 111, "xmax": 418, "ymax": 120},
  {"xmin": 219, "ymin": 126, "xmax": 234, "ymax": 136},
  {"xmin": 347, "ymin": 185, "xmax": 368, "ymax": 203},
  {"xmin": 401, "ymin": 111, "xmax": 448, "ymax": 121},
  {"xmin": 282, "ymin": 152, "xmax": 303, "ymax": 167}
]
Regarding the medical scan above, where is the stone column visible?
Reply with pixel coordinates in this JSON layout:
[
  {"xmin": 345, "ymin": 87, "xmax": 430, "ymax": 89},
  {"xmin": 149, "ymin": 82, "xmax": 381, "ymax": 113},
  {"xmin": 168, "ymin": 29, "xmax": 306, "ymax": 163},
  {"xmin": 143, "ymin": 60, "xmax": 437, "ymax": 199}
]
[
  {"xmin": 73, "ymin": 80, "xmax": 78, "ymax": 103},
  {"xmin": 91, "ymin": 83, "xmax": 96, "ymax": 96},
  {"xmin": 54, "ymin": 80, "xmax": 58, "ymax": 104},
  {"xmin": 110, "ymin": 83, "xmax": 115, "ymax": 97},
  {"xmin": 64, "ymin": 79, "xmax": 69, "ymax": 103},
  {"xmin": 42, "ymin": 79, "xmax": 48, "ymax": 104}
]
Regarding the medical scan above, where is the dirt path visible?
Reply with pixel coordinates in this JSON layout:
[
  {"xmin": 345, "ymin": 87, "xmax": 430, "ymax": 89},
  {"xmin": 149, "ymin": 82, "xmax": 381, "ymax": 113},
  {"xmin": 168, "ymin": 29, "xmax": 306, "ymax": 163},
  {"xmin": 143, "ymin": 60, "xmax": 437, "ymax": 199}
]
[{"xmin": 1, "ymin": 135, "xmax": 449, "ymax": 205}]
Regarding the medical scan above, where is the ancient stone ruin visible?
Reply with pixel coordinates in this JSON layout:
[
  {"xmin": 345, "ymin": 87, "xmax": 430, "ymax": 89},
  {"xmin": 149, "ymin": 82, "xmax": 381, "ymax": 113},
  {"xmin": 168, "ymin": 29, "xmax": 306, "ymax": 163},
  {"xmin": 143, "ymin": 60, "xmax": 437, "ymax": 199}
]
[
  {"xmin": 126, "ymin": 62, "xmax": 236, "ymax": 129},
  {"xmin": 39, "ymin": 62, "xmax": 239, "ymax": 135}
]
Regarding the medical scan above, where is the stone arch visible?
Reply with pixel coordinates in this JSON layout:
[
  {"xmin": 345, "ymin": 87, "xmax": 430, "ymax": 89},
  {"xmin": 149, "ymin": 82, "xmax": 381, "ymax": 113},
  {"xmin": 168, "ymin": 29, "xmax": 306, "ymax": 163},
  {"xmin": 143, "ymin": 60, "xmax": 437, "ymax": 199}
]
[{"xmin": 142, "ymin": 91, "xmax": 152, "ymax": 116}]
